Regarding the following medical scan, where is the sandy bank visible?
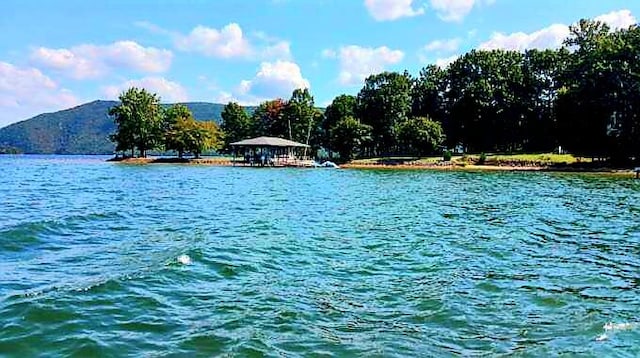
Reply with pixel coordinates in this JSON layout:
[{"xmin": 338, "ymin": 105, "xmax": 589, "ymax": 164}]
[
  {"xmin": 108, "ymin": 157, "xmax": 636, "ymax": 176},
  {"xmin": 108, "ymin": 157, "xmax": 232, "ymax": 165}
]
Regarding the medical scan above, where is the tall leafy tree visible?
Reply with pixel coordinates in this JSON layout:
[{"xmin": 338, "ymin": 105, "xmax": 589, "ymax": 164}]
[
  {"xmin": 556, "ymin": 20, "xmax": 640, "ymax": 162},
  {"xmin": 108, "ymin": 87, "xmax": 163, "ymax": 157},
  {"xmin": 165, "ymin": 116, "xmax": 195, "ymax": 159},
  {"xmin": 396, "ymin": 116, "xmax": 445, "ymax": 156},
  {"xmin": 192, "ymin": 121, "xmax": 223, "ymax": 158},
  {"xmin": 556, "ymin": 20, "xmax": 617, "ymax": 158},
  {"xmin": 323, "ymin": 94, "xmax": 357, "ymax": 151},
  {"xmin": 613, "ymin": 25, "xmax": 640, "ymax": 160},
  {"xmin": 521, "ymin": 48, "xmax": 569, "ymax": 151},
  {"xmin": 356, "ymin": 71, "xmax": 412, "ymax": 155},
  {"xmin": 251, "ymin": 99, "xmax": 287, "ymax": 137},
  {"xmin": 164, "ymin": 104, "xmax": 195, "ymax": 158},
  {"xmin": 220, "ymin": 102, "xmax": 251, "ymax": 150},
  {"xmin": 445, "ymin": 50, "xmax": 525, "ymax": 152},
  {"xmin": 166, "ymin": 117, "xmax": 222, "ymax": 159},
  {"xmin": 331, "ymin": 116, "xmax": 372, "ymax": 162},
  {"xmin": 412, "ymin": 65, "xmax": 447, "ymax": 121},
  {"xmin": 283, "ymin": 88, "xmax": 318, "ymax": 144}
]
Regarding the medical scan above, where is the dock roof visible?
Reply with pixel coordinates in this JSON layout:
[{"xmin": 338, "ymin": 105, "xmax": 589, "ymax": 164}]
[{"xmin": 230, "ymin": 136, "xmax": 309, "ymax": 148}]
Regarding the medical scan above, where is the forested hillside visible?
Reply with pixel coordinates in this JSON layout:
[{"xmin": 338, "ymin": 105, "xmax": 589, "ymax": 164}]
[{"xmin": 0, "ymin": 101, "xmax": 229, "ymax": 154}]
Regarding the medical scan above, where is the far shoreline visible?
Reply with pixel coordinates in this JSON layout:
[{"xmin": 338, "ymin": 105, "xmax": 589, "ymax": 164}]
[{"xmin": 107, "ymin": 156, "xmax": 638, "ymax": 177}]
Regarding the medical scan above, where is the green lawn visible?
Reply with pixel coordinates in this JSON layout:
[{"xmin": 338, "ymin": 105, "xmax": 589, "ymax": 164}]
[{"xmin": 350, "ymin": 153, "xmax": 590, "ymax": 166}]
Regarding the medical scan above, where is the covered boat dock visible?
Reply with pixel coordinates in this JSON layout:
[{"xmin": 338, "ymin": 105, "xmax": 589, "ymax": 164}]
[{"xmin": 230, "ymin": 136, "xmax": 313, "ymax": 167}]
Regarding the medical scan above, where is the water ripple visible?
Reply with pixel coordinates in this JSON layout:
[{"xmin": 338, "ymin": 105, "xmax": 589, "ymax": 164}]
[{"xmin": 0, "ymin": 157, "xmax": 639, "ymax": 356}]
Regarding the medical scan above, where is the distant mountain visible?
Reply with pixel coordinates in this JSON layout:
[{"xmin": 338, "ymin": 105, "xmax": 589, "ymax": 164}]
[{"xmin": 0, "ymin": 100, "xmax": 231, "ymax": 154}]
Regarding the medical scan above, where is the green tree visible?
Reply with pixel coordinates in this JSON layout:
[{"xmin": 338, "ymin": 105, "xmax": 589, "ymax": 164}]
[
  {"xmin": 164, "ymin": 104, "xmax": 195, "ymax": 158},
  {"xmin": 331, "ymin": 116, "xmax": 372, "ymax": 162},
  {"xmin": 165, "ymin": 116, "xmax": 194, "ymax": 159},
  {"xmin": 108, "ymin": 87, "xmax": 163, "ymax": 157},
  {"xmin": 556, "ymin": 20, "xmax": 617, "ymax": 158},
  {"xmin": 521, "ymin": 48, "xmax": 569, "ymax": 151},
  {"xmin": 613, "ymin": 25, "xmax": 640, "ymax": 160},
  {"xmin": 396, "ymin": 116, "xmax": 445, "ymax": 156},
  {"xmin": 323, "ymin": 94, "xmax": 357, "ymax": 152},
  {"xmin": 283, "ymin": 88, "xmax": 318, "ymax": 144},
  {"xmin": 251, "ymin": 99, "xmax": 286, "ymax": 137},
  {"xmin": 412, "ymin": 65, "xmax": 447, "ymax": 121},
  {"xmin": 165, "ymin": 117, "xmax": 223, "ymax": 159},
  {"xmin": 163, "ymin": 103, "xmax": 191, "ymax": 132},
  {"xmin": 220, "ymin": 102, "xmax": 251, "ymax": 150},
  {"xmin": 356, "ymin": 71, "xmax": 412, "ymax": 155},
  {"xmin": 192, "ymin": 121, "xmax": 223, "ymax": 158},
  {"xmin": 445, "ymin": 50, "xmax": 525, "ymax": 152},
  {"xmin": 557, "ymin": 20, "xmax": 640, "ymax": 162}
]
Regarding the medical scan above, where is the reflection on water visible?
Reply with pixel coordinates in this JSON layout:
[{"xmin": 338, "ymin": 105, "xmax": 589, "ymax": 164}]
[{"xmin": 0, "ymin": 155, "xmax": 639, "ymax": 356}]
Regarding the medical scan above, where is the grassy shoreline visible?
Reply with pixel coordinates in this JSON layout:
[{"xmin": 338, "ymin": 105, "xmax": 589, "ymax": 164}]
[
  {"xmin": 108, "ymin": 153, "xmax": 638, "ymax": 176},
  {"xmin": 344, "ymin": 153, "xmax": 636, "ymax": 175},
  {"xmin": 341, "ymin": 163, "xmax": 635, "ymax": 176}
]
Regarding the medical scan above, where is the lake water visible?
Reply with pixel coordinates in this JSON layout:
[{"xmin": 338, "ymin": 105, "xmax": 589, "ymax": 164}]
[{"xmin": 0, "ymin": 155, "xmax": 639, "ymax": 356}]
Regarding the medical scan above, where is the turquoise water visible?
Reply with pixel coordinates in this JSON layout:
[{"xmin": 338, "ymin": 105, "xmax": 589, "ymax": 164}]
[{"xmin": 0, "ymin": 155, "xmax": 639, "ymax": 356}]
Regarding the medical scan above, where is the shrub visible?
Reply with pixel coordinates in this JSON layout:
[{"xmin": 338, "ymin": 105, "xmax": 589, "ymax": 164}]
[
  {"xmin": 478, "ymin": 152, "xmax": 487, "ymax": 164},
  {"xmin": 443, "ymin": 150, "xmax": 452, "ymax": 161}
]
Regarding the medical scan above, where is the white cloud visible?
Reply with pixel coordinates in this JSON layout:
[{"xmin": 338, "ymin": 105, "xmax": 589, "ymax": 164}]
[
  {"xmin": 594, "ymin": 9, "xmax": 637, "ymax": 30},
  {"xmin": 0, "ymin": 62, "xmax": 79, "ymax": 127},
  {"xmin": 175, "ymin": 23, "xmax": 251, "ymax": 58},
  {"xmin": 30, "ymin": 41, "xmax": 173, "ymax": 79},
  {"xmin": 261, "ymin": 41, "xmax": 292, "ymax": 60},
  {"xmin": 366, "ymin": 0, "xmax": 494, "ymax": 23},
  {"xmin": 479, "ymin": 9, "xmax": 637, "ymax": 51},
  {"xmin": 419, "ymin": 38, "xmax": 461, "ymax": 64},
  {"xmin": 321, "ymin": 49, "xmax": 337, "ymax": 58},
  {"xmin": 102, "ymin": 77, "xmax": 188, "ymax": 103},
  {"xmin": 133, "ymin": 21, "xmax": 174, "ymax": 36},
  {"xmin": 429, "ymin": 0, "xmax": 493, "ymax": 22},
  {"xmin": 364, "ymin": 0, "xmax": 425, "ymax": 21},
  {"xmin": 213, "ymin": 91, "xmax": 238, "ymax": 105},
  {"xmin": 239, "ymin": 61, "xmax": 309, "ymax": 100},
  {"xmin": 435, "ymin": 55, "xmax": 460, "ymax": 68},
  {"xmin": 216, "ymin": 61, "xmax": 310, "ymax": 105},
  {"xmin": 479, "ymin": 24, "xmax": 569, "ymax": 51},
  {"xmin": 324, "ymin": 45, "xmax": 404, "ymax": 86},
  {"xmin": 171, "ymin": 23, "xmax": 291, "ymax": 60},
  {"xmin": 423, "ymin": 38, "xmax": 462, "ymax": 53}
]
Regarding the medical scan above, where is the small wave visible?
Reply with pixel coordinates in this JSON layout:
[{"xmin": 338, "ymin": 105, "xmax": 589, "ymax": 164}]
[
  {"xmin": 0, "ymin": 212, "xmax": 123, "ymax": 252},
  {"xmin": 177, "ymin": 254, "xmax": 192, "ymax": 265},
  {"xmin": 604, "ymin": 322, "xmax": 637, "ymax": 331},
  {"xmin": 595, "ymin": 322, "xmax": 638, "ymax": 342},
  {"xmin": 3, "ymin": 238, "xmax": 196, "ymax": 302},
  {"xmin": 5, "ymin": 274, "xmax": 129, "ymax": 303}
]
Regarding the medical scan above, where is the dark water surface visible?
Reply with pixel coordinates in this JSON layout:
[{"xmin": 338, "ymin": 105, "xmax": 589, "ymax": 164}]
[{"xmin": 0, "ymin": 155, "xmax": 639, "ymax": 357}]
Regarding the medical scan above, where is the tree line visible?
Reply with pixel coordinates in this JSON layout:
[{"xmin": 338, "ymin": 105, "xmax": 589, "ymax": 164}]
[
  {"xmin": 109, "ymin": 88, "xmax": 222, "ymax": 158},
  {"xmin": 221, "ymin": 19, "xmax": 640, "ymax": 163},
  {"xmin": 112, "ymin": 18, "xmax": 640, "ymax": 163}
]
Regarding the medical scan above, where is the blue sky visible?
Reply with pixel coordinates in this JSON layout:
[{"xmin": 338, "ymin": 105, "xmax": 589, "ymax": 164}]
[{"xmin": 1, "ymin": 0, "xmax": 639, "ymax": 127}]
